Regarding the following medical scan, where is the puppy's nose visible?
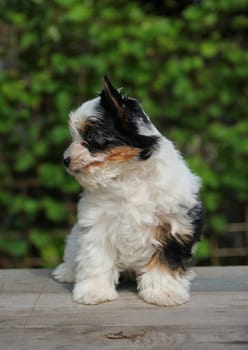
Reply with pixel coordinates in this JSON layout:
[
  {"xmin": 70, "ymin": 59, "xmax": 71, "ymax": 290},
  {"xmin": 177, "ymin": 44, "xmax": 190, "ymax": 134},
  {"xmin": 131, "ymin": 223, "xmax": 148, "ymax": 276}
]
[{"xmin": 63, "ymin": 157, "xmax": 71, "ymax": 167}]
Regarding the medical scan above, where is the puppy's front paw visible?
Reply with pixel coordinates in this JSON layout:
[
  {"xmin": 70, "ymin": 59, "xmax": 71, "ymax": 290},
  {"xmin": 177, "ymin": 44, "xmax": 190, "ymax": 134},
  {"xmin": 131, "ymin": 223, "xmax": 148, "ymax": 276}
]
[
  {"xmin": 73, "ymin": 281, "xmax": 118, "ymax": 305},
  {"xmin": 138, "ymin": 270, "xmax": 191, "ymax": 306},
  {"xmin": 52, "ymin": 263, "xmax": 75, "ymax": 283},
  {"xmin": 139, "ymin": 286, "xmax": 189, "ymax": 306}
]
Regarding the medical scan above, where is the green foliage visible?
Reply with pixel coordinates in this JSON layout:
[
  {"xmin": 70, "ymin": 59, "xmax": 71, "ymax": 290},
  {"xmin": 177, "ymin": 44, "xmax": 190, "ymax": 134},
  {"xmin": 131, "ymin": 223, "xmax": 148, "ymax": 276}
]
[
  {"xmin": 30, "ymin": 229, "xmax": 64, "ymax": 267},
  {"xmin": 195, "ymin": 237, "xmax": 211, "ymax": 260},
  {"xmin": 0, "ymin": 0, "xmax": 247, "ymax": 267}
]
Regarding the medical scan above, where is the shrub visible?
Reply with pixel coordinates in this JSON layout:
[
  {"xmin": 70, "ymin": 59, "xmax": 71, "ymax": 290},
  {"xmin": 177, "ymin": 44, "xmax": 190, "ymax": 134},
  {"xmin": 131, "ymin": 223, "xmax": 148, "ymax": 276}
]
[{"xmin": 0, "ymin": 0, "xmax": 247, "ymax": 267}]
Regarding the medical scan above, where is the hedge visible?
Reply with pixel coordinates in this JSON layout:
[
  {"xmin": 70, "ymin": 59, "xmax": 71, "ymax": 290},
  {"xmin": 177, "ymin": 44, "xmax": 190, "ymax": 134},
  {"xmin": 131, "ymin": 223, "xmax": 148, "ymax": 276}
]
[{"xmin": 0, "ymin": 0, "xmax": 248, "ymax": 267}]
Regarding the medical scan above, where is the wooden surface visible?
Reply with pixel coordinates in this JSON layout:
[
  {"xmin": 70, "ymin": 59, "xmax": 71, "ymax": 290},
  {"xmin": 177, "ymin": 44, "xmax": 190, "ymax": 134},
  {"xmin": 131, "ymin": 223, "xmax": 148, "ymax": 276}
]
[{"xmin": 0, "ymin": 267, "xmax": 247, "ymax": 350}]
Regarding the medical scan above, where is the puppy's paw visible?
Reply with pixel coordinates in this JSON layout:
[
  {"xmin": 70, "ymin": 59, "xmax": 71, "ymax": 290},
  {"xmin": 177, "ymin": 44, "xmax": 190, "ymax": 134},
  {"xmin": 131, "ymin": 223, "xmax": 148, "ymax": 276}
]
[
  {"xmin": 73, "ymin": 281, "xmax": 118, "ymax": 305},
  {"xmin": 139, "ymin": 286, "xmax": 190, "ymax": 306},
  {"xmin": 52, "ymin": 263, "xmax": 75, "ymax": 283},
  {"xmin": 138, "ymin": 269, "xmax": 191, "ymax": 307}
]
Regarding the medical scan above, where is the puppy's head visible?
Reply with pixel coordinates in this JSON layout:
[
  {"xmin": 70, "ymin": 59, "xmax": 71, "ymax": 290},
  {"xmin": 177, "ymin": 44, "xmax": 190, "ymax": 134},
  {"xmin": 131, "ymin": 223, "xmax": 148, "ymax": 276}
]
[{"xmin": 64, "ymin": 76, "xmax": 160, "ymax": 189}]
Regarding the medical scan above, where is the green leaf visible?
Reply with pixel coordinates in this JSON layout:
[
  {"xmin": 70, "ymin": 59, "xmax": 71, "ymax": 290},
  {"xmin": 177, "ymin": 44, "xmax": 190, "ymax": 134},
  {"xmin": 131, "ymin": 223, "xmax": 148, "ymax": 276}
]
[
  {"xmin": 200, "ymin": 42, "xmax": 218, "ymax": 58},
  {"xmin": 210, "ymin": 215, "xmax": 227, "ymax": 233},
  {"xmin": 195, "ymin": 238, "xmax": 211, "ymax": 259},
  {"xmin": 40, "ymin": 197, "xmax": 66, "ymax": 221},
  {"xmin": 15, "ymin": 153, "xmax": 35, "ymax": 172},
  {"xmin": 0, "ymin": 239, "xmax": 28, "ymax": 257},
  {"xmin": 30, "ymin": 230, "xmax": 62, "ymax": 266},
  {"xmin": 63, "ymin": 3, "xmax": 92, "ymax": 22}
]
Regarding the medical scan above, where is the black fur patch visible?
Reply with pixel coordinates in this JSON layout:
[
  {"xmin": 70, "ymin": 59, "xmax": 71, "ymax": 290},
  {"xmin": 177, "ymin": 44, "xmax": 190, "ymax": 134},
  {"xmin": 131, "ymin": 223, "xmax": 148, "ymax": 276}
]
[
  {"xmin": 82, "ymin": 118, "xmax": 126, "ymax": 153},
  {"xmin": 120, "ymin": 97, "xmax": 153, "ymax": 127},
  {"xmin": 95, "ymin": 76, "xmax": 160, "ymax": 159},
  {"xmin": 187, "ymin": 202, "xmax": 205, "ymax": 243},
  {"xmin": 81, "ymin": 92, "xmax": 159, "ymax": 158},
  {"xmin": 163, "ymin": 202, "xmax": 204, "ymax": 272}
]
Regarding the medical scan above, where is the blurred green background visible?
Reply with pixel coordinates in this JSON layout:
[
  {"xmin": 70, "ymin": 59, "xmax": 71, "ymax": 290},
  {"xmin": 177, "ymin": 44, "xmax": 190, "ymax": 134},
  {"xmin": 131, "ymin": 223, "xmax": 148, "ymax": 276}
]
[{"xmin": 0, "ymin": 0, "xmax": 248, "ymax": 268}]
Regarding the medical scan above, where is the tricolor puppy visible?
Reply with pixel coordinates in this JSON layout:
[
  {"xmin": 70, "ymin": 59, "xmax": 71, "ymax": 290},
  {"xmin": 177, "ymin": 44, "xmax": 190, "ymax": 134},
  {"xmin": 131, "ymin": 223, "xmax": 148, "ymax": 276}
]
[{"xmin": 53, "ymin": 76, "xmax": 204, "ymax": 306}]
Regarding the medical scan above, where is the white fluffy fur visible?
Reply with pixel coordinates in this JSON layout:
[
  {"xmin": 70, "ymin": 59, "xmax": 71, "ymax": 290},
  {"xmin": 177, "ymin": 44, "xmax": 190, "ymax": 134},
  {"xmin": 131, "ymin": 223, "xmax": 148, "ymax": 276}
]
[{"xmin": 53, "ymin": 96, "xmax": 201, "ymax": 306}]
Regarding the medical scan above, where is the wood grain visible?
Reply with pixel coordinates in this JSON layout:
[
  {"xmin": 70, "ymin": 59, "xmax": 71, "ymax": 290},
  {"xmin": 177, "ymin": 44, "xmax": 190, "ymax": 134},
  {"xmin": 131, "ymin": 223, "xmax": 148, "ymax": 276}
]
[{"xmin": 0, "ymin": 267, "xmax": 247, "ymax": 350}]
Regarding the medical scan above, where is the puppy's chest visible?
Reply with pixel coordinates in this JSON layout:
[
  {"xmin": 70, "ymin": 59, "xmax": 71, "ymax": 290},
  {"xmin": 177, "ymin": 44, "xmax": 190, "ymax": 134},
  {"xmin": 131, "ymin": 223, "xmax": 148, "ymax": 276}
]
[
  {"xmin": 79, "ymin": 195, "xmax": 156, "ymax": 270},
  {"xmin": 114, "ymin": 229, "xmax": 155, "ymax": 271}
]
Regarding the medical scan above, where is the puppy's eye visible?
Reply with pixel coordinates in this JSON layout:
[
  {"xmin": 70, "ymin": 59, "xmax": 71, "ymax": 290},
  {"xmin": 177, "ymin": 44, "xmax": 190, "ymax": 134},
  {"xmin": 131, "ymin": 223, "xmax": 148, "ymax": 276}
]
[
  {"xmin": 83, "ymin": 127, "xmax": 106, "ymax": 151},
  {"xmin": 84, "ymin": 131, "xmax": 93, "ymax": 143},
  {"xmin": 86, "ymin": 134, "xmax": 92, "ymax": 142}
]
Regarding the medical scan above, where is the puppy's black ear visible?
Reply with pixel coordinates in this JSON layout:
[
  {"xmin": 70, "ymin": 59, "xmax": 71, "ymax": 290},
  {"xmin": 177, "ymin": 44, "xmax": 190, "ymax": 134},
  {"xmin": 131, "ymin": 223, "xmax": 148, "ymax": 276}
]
[
  {"xmin": 102, "ymin": 75, "xmax": 123, "ymax": 109},
  {"xmin": 101, "ymin": 76, "xmax": 129, "ymax": 126},
  {"xmin": 101, "ymin": 76, "xmax": 159, "ymax": 159}
]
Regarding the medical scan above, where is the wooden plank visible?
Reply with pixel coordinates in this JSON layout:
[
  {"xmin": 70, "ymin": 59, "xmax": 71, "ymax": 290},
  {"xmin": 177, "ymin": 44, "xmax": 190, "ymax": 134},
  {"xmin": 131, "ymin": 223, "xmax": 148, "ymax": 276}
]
[
  {"xmin": 1, "ymin": 266, "xmax": 248, "ymax": 293},
  {"xmin": 228, "ymin": 222, "xmax": 248, "ymax": 232},
  {"xmin": 0, "ymin": 267, "xmax": 247, "ymax": 350},
  {"xmin": 212, "ymin": 247, "xmax": 248, "ymax": 257}
]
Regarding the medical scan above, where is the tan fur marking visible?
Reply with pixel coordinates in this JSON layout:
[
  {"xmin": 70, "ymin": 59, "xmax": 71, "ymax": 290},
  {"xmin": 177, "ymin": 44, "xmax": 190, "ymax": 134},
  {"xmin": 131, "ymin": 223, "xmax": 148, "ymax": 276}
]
[
  {"xmin": 76, "ymin": 120, "xmax": 93, "ymax": 135},
  {"xmin": 174, "ymin": 233, "xmax": 191, "ymax": 245},
  {"xmin": 72, "ymin": 119, "xmax": 84, "ymax": 132},
  {"xmin": 81, "ymin": 146, "xmax": 141, "ymax": 172},
  {"xmin": 154, "ymin": 223, "xmax": 171, "ymax": 246},
  {"xmin": 83, "ymin": 161, "xmax": 106, "ymax": 170},
  {"xmin": 106, "ymin": 146, "xmax": 141, "ymax": 163},
  {"xmin": 147, "ymin": 223, "xmax": 188, "ymax": 277},
  {"xmin": 155, "ymin": 220, "xmax": 192, "ymax": 245},
  {"xmin": 147, "ymin": 250, "xmax": 167, "ymax": 271},
  {"xmin": 148, "ymin": 224, "xmax": 171, "ymax": 272},
  {"xmin": 148, "ymin": 249, "xmax": 184, "ymax": 277}
]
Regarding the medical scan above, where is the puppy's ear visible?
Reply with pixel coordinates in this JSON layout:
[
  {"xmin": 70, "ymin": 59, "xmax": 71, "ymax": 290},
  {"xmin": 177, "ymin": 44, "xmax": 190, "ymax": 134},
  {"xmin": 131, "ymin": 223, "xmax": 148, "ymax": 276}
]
[
  {"xmin": 102, "ymin": 75, "xmax": 123, "ymax": 109},
  {"xmin": 101, "ymin": 76, "xmax": 159, "ymax": 159},
  {"xmin": 101, "ymin": 76, "xmax": 129, "ymax": 126}
]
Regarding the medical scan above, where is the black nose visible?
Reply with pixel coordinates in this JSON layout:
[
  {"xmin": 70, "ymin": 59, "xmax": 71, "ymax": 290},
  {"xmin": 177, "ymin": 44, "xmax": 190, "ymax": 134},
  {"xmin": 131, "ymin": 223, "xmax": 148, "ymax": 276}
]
[{"xmin": 63, "ymin": 157, "xmax": 71, "ymax": 167}]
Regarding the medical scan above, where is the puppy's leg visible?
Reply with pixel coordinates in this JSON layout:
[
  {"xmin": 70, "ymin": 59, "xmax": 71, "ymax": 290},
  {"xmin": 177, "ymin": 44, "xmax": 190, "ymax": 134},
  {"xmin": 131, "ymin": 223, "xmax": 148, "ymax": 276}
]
[
  {"xmin": 73, "ymin": 231, "xmax": 119, "ymax": 304},
  {"xmin": 137, "ymin": 264, "xmax": 192, "ymax": 306},
  {"xmin": 137, "ymin": 238, "xmax": 194, "ymax": 306},
  {"xmin": 137, "ymin": 211, "xmax": 203, "ymax": 306},
  {"xmin": 53, "ymin": 223, "xmax": 80, "ymax": 282}
]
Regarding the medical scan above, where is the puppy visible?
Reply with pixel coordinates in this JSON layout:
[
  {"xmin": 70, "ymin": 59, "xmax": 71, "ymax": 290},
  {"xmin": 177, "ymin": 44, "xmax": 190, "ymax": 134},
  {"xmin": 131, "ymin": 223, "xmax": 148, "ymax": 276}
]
[{"xmin": 53, "ymin": 76, "xmax": 204, "ymax": 306}]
